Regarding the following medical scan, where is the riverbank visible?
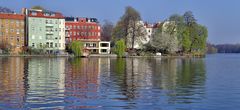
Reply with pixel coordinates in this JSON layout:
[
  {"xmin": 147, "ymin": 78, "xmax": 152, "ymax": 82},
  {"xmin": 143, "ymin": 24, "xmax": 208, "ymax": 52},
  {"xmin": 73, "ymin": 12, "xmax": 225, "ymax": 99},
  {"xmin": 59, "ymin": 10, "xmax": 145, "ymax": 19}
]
[
  {"xmin": 0, "ymin": 54, "xmax": 205, "ymax": 58},
  {"xmin": 0, "ymin": 54, "xmax": 73, "ymax": 57}
]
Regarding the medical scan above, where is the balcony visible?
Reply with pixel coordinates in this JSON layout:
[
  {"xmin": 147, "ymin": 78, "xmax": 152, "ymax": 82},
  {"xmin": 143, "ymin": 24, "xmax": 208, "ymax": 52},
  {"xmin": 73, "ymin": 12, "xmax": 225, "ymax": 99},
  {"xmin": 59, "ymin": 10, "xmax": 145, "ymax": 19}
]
[
  {"xmin": 46, "ymin": 23, "xmax": 54, "ymax": 27},
  {"xmin": 46, "ymin": 31, "xmax": 54, "ymax": 35}
]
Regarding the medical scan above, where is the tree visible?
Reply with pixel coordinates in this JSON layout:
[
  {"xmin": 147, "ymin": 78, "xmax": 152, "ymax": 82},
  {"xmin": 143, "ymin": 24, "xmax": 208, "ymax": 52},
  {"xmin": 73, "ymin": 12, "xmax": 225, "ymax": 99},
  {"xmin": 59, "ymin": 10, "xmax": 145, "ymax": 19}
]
[
  {"xmin": 182, "ymin": 28, "xmax": 191, "ymax": 52},
  {"xmin": 150, "ymin": 28, "xmax": 178, "ymax": 54},
  {"xmin": 31, "ymin": 6, "xmax": 45, "ymax": 10},
  {"xmin": 113, "ymin": 6, "xmax": 147, "ymax": 50},
  {"xmin": 69, "ymin": 41, "xmax": 84, "ymax": 57},
  {"xmin": 183, "ymin": 11, "xmax": 196, "ymax": 26},
  {"xmin": 101, "ymin": 20, "xmax": 114, "ymax": 41},
  {"xmin": 114, "ymin": 39, "xmax": 126, "ymax": 57},
  {"xmin": 168, "ymin": 14, "xmax": 185, "ymax": 49}
]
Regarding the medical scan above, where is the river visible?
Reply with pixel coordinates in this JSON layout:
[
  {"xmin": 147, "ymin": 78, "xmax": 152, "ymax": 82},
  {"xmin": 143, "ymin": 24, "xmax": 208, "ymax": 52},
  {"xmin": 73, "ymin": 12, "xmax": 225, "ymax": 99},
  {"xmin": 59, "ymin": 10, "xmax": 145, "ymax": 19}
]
[{"xmin": 0, "ymin": 54, "xmax": 240, "ymax": 110}]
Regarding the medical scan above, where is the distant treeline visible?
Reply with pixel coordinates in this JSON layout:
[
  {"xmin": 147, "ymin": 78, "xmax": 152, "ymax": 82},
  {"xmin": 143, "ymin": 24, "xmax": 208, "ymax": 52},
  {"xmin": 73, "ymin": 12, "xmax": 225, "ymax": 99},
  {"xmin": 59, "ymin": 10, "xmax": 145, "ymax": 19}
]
[
  {"xmin": 0, "ymin": 6, "xmax": 14, "ymax": 13},
  {"xmin": 207, "ymin": 43, "xmax": 240, "ymax": 53}
]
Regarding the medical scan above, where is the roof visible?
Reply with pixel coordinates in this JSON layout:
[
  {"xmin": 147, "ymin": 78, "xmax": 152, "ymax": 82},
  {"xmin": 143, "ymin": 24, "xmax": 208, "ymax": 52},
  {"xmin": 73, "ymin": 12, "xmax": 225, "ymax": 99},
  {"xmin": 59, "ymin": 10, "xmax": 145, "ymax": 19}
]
[
  {"xmin": 65, "ymin": 17, "xmax": 99, "ymax": 23},
  {"xmin": 0, "ymin": 13, "xmax": 25, "ymax": 20},
  {"xmin": 27, "ymin": 9, "xmax": 64, "ymax": 19}
]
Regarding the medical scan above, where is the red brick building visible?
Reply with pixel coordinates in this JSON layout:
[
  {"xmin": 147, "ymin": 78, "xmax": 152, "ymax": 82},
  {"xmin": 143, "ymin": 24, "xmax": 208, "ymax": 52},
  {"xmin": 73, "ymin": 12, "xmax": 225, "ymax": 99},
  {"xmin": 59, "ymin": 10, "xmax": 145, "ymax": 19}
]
[
  {"xmin": 65, "ymin": 17, "xmax": 101, "ymax": 43},
  {"xmin": 65, "ymin": 17, "xmax": 109, "ymax": 55}
]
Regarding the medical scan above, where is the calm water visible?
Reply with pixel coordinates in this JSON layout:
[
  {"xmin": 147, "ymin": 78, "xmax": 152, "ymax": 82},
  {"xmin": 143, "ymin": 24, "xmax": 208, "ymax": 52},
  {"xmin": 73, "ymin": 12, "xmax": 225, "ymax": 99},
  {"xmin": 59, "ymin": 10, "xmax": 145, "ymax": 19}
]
[{"xmin": 0, "ymin": 54, "xmax": 240, "ymax": 110}]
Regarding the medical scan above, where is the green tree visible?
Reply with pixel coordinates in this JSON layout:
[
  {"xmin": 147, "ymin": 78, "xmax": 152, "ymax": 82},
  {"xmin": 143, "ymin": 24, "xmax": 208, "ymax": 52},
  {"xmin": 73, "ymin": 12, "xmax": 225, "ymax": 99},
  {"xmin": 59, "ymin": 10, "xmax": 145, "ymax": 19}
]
[
  {"xmin": 114, "ymin": 39, "xmax": 126, "ymax": 57},
  {"xmin": 69, "ymin": 41, "xmax": 84, "ymax": 57},
  {"xmin": 113, "ymin": 6, "xmax": 146, "ymax": 50},
  {"xmin": 31, "ymin": 6, "xmax": 45, "ymax": 10},
  {"xmin": 182, "ymin": 28, "xmax": 191, "ymax": 52},
  {"xmin": 150, "ymin": 28, "xmax": 178, "ymax": 54}
]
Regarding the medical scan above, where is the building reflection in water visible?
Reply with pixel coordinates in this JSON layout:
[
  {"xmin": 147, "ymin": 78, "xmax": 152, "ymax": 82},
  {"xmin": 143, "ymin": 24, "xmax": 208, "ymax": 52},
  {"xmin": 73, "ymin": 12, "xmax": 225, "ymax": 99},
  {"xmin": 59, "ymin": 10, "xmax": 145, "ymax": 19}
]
[
  {"xmin": 0, "ymin": 57, "xmax": 26, "ymax": 109},
  {"xmin": 0, "ymin": 57, "xmax": 206, "ymax": 109},
  {"xmin": 25, "ymin": 58, "xmax": 66, "ymax": 109},
  {"xmin": 64, "ymin": 58, "xmax": 101, "ymax": 109}
]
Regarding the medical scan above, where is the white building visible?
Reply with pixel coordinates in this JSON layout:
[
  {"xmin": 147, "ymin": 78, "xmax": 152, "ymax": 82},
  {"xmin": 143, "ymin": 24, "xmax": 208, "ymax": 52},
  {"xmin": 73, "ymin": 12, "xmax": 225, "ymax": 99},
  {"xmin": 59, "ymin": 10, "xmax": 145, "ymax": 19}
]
[{"xmin": 128, "ymin": 21, "xmax": 158, "ymax": 49}]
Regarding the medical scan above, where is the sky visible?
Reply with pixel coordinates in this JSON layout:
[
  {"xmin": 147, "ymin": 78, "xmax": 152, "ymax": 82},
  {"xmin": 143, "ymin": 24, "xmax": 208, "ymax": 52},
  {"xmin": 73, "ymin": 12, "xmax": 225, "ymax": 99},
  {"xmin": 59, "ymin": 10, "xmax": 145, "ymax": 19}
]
[{"xmin": 0, "ymin": 0, "xmax": 240, "ymax": 44}]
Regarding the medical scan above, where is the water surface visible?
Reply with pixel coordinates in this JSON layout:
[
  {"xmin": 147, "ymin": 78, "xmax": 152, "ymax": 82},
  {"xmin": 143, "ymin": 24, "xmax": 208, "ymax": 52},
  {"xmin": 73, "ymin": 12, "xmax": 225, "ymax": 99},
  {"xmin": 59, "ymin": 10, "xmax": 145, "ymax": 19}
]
[{"xmin": 0, "ymin": 54, "xmax": 240, "ymax": 110}]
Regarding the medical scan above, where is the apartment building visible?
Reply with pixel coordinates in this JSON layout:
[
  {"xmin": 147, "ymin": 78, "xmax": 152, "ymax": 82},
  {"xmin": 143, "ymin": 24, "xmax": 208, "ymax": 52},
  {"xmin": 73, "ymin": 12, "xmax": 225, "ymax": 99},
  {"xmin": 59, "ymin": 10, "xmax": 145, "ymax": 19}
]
[
  {"xmin": 23, "ymin": 8, "xmax": 65, "ymax": 54},
  {"xmin": 65, "ymin": 17, "xmax": 110, "ymax": 55},
  {"xmin": 0, "ymin": 13, "xmax": 25, "ymax": 54}
]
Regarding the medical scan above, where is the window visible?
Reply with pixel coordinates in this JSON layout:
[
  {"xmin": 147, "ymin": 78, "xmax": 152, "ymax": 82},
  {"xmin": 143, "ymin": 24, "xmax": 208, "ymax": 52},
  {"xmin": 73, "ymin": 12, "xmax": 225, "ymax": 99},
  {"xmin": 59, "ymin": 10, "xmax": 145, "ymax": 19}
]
[
  {"xmin": 16, "ymin": 20, "xmax": 19, "ymax": 27},
  {"xmin": 101, "ymin": 49, "xmax": 107, "ymax": 53},
  {"xmin": 46, "ymin": 20, "xmax": 48, "ymax": 24},
  {"xmin": 55, "ymin": 43, "xmax": 58, "ymax": 47},
  {"xmin": 16, "ymin": 29, "xmax": 20, "ymax": 34},
  {"xmin": 10, "ymin": 36, "xmax": 14, "ymax": 40},
  {"xmin": 101, "ymin": 43, "xmax": 108, "ymax": 47},
  {"xmin": 59, "ymin": 43, "xmax": 61, "ymax": 48},
  {"xmin": 31, "ymin": 12, "xmax": 37, "ymax": 16},
  {"xmin": 32, "ymin": 43, "xmax": 35, "ymax": 47},
  {"xmin": 32, "ymin": 26, "xmax": 35, "ymax": 31},
  {"xmin": 50, "ymin": 42, "xmax": 53, "ymax": 48},
  {"xmin": 46, "ymin": 42, "xmax": 49, "ymax": 47},
  {"xmin": 11, "ymin": 20, "xmax": 14, "ymax": 24},
  {"xmin": 73, "ymin": 25, "xmax": 76, "ymax": 29},
  {"xmin": 40, "ymin": 43, "xmax": 43, "ymax": 47}
]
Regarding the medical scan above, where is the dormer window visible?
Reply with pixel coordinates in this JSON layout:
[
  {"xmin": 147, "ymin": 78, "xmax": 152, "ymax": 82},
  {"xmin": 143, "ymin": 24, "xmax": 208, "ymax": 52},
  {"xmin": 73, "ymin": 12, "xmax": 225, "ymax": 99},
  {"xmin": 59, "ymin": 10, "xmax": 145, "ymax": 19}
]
[
  {"xmin": 51, "ymin": 14, "xmax": 55, "ymax": 17},
  {"xmin": 44, "ymin": 13, "xmax": 50, "ymax": 16},
  {"xmin": 31, "ymin": 12, "xmax": 37, "ymax": 16}
]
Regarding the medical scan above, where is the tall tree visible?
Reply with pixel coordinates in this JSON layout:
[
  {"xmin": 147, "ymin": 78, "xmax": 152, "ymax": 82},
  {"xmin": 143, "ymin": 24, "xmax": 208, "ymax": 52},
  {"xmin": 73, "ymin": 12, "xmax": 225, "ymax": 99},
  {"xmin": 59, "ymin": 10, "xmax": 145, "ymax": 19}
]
[
  {"xmin": 101, "ymin": 20, "xmax": 114, "ymax": 41},
  {"xmin": 183, "ymin": 11, "xmax": 196, "ymax": 26},
  {"xmin": 150, "ymin": 27, "xmax": 178, "ymax": 54},
  {"xmin": 31, "ymin": 6, "xmax": 45, "ymax": 10},
  {"xmin": 113, "ymin": 6, "xmax": 146, "ymax": 50}
]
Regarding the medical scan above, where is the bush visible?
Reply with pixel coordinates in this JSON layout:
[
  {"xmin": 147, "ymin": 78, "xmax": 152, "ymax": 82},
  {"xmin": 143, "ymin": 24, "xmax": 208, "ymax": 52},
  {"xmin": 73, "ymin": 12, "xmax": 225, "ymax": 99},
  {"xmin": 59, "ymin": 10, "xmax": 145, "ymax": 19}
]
[
  {"xmin": 114, "ymin": 39, "xmax": 126, "ymax": 57},
  {"xmin": 69, "ymin": 41, "xmax": 84, "ymax": 57}
]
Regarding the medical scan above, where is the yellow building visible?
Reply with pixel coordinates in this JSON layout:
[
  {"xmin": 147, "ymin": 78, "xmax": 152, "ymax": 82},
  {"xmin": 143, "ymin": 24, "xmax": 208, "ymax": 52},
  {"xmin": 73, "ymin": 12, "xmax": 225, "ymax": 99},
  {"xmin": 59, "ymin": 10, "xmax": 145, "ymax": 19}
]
[{"xmin": 0, "ymin": 13, "xmax": 25, "ymax": 54}]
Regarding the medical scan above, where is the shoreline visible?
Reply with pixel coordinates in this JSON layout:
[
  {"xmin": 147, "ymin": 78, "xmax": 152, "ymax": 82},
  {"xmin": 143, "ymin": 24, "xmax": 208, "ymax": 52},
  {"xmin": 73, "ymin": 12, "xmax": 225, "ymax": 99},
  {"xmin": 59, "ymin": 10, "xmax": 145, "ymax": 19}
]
[{"xmin": 0, "ymin": 54, "xmax": 205, "ymax": 58}]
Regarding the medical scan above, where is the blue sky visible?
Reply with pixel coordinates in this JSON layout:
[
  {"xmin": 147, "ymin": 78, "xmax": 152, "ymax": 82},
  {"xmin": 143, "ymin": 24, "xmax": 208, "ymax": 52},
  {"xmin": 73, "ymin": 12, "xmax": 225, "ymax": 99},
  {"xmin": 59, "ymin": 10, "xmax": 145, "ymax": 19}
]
[{"xmin": 1, "ymin": 0, "xmax": 240, "ymax": 44}]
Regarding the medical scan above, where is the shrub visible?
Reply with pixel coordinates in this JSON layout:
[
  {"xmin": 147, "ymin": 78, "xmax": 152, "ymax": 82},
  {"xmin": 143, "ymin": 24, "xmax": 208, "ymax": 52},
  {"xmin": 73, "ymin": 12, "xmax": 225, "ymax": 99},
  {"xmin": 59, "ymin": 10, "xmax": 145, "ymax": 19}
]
[
  {"xmin": 69, "ymin": 41, "xmax": 84, "ymax": 57},
  {"xmin": 114, "ymin": 39, "xmax": 126, "ymax": 57}
]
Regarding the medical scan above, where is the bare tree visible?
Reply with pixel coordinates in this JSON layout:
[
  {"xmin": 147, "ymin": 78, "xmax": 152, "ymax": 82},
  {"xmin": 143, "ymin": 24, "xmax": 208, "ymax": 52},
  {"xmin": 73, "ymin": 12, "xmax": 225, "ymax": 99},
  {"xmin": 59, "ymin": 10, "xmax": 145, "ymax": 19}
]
[{"xmin": 101, "ymin": 20, "xmax": 114, "ymax": 41}]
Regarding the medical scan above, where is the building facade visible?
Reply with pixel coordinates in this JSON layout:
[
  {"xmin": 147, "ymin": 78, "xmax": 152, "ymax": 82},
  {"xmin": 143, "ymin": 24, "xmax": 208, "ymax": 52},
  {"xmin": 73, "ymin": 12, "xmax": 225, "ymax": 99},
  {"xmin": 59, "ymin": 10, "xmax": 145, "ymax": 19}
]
[
  {"xmin": 65, "ymin": 17, "xmax": 110, "ymax": 55},
  {"xmin": 0, "ymin": 13, "xmax": 25, "ymax": 54},
  {"xmin": 23, "ymin": 8, "xmax": 65, "ymax": 53}
]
